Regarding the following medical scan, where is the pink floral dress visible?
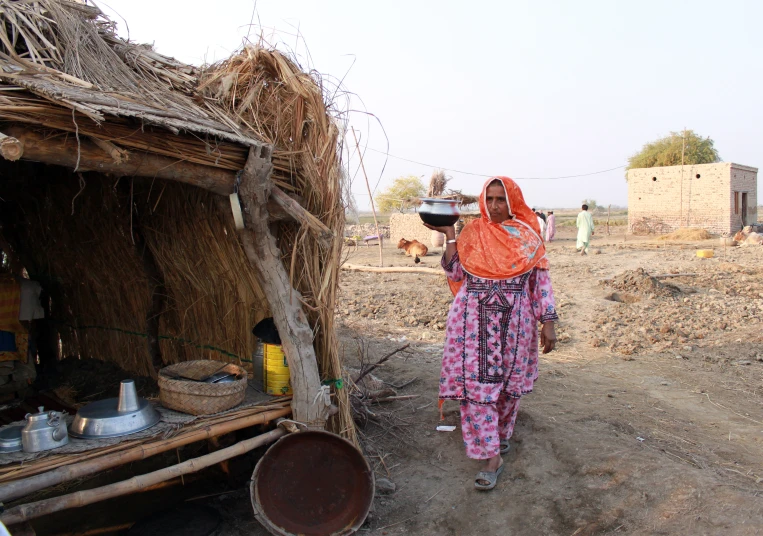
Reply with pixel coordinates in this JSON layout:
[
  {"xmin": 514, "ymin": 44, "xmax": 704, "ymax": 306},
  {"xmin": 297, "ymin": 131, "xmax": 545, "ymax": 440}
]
[{"xmin": 439, "ymin": 252, "xmax": 558, "ymax": 405}]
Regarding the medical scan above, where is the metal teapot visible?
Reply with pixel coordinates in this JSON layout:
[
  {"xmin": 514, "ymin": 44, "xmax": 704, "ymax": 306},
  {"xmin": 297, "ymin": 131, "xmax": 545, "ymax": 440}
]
[{"xmin": 21, "ymin": 406, "xmax": 69, "ymax": 453}]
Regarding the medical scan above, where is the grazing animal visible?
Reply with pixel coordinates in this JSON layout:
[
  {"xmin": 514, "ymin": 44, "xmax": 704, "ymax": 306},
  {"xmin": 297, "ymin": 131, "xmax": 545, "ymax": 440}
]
[{"xmin": 397, "ymin": 238, "xmax": 428, "ymax": 264}]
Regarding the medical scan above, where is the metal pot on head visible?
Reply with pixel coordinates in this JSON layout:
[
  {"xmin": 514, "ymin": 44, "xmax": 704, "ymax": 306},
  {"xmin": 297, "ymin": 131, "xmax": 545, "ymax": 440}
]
[{"xmin": 418, "ymin": 198, "xmax": 460, "ymax": 227}]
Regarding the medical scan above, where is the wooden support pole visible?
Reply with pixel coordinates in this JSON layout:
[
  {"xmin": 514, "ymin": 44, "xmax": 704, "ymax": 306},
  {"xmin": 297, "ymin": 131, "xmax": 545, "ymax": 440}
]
[
  {"xmin": 0, "ymin": 428, "xmax": 287, "ymax": 525},
  {"xmin": 351, "ymin": 127, "xmax": 384, "ymax": 267},
  {"xmin": 607, "ymin": 204, "xmax": 611, "ymax": 235},
  {"xmin": 236, "ymin": 146, "xmax": 330, "ymax": 429},
  {"xmin": 0, "ymin": 406, "xmax": 290, "ymax": 503}
]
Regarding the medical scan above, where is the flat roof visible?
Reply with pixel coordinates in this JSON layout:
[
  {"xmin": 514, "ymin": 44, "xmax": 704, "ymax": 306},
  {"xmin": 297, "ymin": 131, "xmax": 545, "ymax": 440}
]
[{"xmin": 628, "ymin": 162, "xmax": 757, "ymax": 173}]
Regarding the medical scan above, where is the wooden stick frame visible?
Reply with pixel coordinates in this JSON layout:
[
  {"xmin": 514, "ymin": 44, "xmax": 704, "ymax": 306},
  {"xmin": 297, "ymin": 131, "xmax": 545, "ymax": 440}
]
[
  {"xmin": 1, "ymin": 428, "xmax": 288, "ymax": 525},
  {"xmin": 0, "ymin": 406, "xmax": 290, "ymax": 503}
]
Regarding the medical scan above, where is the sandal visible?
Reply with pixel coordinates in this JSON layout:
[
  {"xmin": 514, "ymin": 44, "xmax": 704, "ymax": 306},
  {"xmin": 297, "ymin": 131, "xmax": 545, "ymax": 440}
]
[
  {"xmin": 474, "ymin": 460, "xmax": 504, "ymax": 491},
  {"xmin": 500, "ymin": 440, "xmax": 510, "ymax": 454}
]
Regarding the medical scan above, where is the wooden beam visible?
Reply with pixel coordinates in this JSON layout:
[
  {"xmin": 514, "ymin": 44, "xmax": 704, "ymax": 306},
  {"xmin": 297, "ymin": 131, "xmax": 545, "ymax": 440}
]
[
  {"xmin": 271, "ymin": 186, "xmax": 334, "ymax": 248},
  {"xmin": 237, "ymin": 146, "xmax": 330, "ymax": 428},
  {"xmin": 341, "ymin": 263, "xmax": 443, "ymax": 275},
  {"xmin": 0, "ymin": 428, "xmax": 287, "ymax": 525},
  {"xmin": 0, "ymin": 126, "xmax": 236, "ymax": 195},
  {"xmin": 89, "ymin": 137, "xmax": 128, "ymax": 164},
  {"xmin": 0, "ymin": 132, "xmax": 23, "ymax": 161},
  {"xmin": 0, "ymin": 127, "xmax": 332, "ymax": 245}
]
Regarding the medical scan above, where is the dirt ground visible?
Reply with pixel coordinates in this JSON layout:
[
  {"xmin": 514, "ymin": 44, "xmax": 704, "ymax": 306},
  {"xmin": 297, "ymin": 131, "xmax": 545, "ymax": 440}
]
[{"xmin": 332, "ymin": 226, "xmax": 763, "ymax": 536}]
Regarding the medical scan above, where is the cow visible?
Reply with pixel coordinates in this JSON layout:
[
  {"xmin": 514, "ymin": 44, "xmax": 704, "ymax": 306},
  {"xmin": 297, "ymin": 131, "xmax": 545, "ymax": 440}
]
[{"xmin": 397, "ymin": 238, "xmax": 428, "ymax": 264}]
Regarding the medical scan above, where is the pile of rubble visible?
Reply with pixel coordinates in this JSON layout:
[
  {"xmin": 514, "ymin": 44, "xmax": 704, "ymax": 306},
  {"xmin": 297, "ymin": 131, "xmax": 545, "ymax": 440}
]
[{"xmin": 601, "ymin": 268, "xmax": 681, "ymax": 298}]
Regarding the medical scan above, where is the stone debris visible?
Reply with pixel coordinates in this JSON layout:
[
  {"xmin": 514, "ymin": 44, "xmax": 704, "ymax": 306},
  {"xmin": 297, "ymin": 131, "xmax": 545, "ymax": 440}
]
[
  {"xmin": 601, "ymin": 268, "xmax": 681, "ymax": 298},
  {"xmin": 375, "ymin": 478, "xmax": 397, "ymax": 494}
]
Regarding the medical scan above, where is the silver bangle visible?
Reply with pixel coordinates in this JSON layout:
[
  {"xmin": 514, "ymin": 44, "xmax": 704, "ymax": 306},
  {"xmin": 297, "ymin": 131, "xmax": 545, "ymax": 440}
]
[{"xmin": 446, "ymin": 239, "xmax": 456, "ymax": 244}]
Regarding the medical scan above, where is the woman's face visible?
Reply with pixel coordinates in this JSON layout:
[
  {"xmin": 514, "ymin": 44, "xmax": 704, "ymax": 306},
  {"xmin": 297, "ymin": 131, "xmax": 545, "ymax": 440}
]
[{"xmin": 485, "ymin": 183, "xmax": 510, "ymax": 223}]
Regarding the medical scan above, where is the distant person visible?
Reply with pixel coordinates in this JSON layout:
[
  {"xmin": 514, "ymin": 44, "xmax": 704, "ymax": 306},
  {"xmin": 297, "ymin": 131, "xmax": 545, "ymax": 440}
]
[
  {"xmin": 534, "ymin": 210, "xmax": 547, "ymax": 240},
  {"xmin": 576, "ymin": 204, "xmax": 595, "ymax": 255},
  {"xmin": 539, "ymin": 211, "xmax": 547, "ymax": 223},
  {"xmin": 546, "ymin": 211, "xmax": 556, "ymax": 242}
]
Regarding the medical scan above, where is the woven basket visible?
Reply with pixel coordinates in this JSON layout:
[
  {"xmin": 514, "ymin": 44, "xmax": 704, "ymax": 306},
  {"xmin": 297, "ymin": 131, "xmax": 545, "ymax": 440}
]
[{"xmin": 158, "ymin": 360, "xmax": 248, "ymax": 416}]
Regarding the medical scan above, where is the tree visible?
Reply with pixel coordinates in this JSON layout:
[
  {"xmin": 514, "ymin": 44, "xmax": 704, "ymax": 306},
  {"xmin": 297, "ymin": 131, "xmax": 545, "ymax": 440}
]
[
  {"xmin": 374, "ymin": 175, "xmax": 426, "ymax": 213},
  {"xmin": 582, "ymin": 198, "xmax": 598, "ymax": 211},
  {"xmin": 627, "ymin": 130, "xmax": 720, "ymax": 177}
]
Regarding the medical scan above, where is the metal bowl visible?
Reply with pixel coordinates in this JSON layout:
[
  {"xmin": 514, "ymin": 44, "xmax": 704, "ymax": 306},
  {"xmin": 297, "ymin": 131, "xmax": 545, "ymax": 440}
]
[
  {"xmin": 69, "ymin": 398, "xmax": 159, "ymax": 439},
  {"xmin": 70, "ymin": 381, "xmax": 160, "ymax": 439},
  {"xmin": 0, "ymin": 425, "xmax": 23, "ymax": 453},
  {"xmin": 251, "ymin": 431, "xmax": 374, "ymax": 536}
]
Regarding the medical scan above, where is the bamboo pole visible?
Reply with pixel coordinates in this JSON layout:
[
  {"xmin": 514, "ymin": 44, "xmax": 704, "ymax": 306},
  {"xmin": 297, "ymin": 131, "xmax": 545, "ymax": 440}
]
[
  {"xmin": 0, "ymin": 428, "xmax": 288, "ymax": 525},
  {"xmin": 607, "ymin": 204, "xmax": 611, "ymax": 235},
  {"xmin": 341, "ymin": 263, "xmax": 442, "ymax": 275},
  {"xmin": 0, "ymin": 406, "xmax": 290, "ymax": 503},
  {"xmin": 54, "ymin": 523, "xmax": 135, "ymax": 536},
  {"xmin": 351, "ymin": 127, "xmax": 383, "ymax": 267}
]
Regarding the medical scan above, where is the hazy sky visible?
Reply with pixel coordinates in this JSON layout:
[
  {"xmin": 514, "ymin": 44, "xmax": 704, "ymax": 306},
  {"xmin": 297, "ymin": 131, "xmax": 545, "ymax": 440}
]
[{"xmin": 101, "ymin": 0, "xmax": 763, "ymax": 210}]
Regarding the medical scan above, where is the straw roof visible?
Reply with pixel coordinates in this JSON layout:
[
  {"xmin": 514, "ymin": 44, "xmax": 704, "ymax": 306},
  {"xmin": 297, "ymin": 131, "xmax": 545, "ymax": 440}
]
[
  {"xmin": 0, "ymin": 1, "xmax": 352, "ymax": 440},
  {"xmin": 0, "ymin": 0, "xmax": 262, "ymax": 146}
]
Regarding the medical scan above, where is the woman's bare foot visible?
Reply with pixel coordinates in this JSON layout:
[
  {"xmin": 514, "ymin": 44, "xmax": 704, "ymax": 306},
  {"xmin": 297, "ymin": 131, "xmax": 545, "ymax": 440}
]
[{"xmin": 483, "ymin": 454, "xmax": 502, "ymax": 473}]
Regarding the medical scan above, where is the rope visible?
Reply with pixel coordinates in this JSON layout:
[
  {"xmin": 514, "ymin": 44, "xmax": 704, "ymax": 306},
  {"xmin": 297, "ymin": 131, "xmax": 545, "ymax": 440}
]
[{"xmin": 55, "ymin": 324, "xmax": 349, "ymax": 388}]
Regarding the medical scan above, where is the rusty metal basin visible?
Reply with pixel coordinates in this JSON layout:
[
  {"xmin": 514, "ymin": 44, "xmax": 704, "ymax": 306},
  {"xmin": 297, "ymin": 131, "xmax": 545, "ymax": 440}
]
[{"xmin": 251, "ymin": 430, "xmax": 374, "ymax": 536}]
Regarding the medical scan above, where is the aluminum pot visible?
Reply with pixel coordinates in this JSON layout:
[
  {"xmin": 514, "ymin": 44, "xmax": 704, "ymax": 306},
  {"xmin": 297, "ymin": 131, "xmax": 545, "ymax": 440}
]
[
  {"xmin": 22, "ymin": 406, "xmax": 69, "ymax": 453},
  {"xmin": 418, "ymin": 198, "xmax": 460, "ymax": 227}
]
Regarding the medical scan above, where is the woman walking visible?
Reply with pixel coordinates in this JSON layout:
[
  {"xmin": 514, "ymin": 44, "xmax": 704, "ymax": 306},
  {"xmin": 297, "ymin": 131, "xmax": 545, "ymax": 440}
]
[{"xmin": 425, "ymin": 177, "xmax": 558, "ymax": 490}]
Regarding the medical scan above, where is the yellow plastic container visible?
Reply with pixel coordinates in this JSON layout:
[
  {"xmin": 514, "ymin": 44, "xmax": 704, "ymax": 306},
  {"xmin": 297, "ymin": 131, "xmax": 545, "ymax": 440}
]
[
  {"xmin": 696, "ymin": 249, "xmax": 714, "ymax": 258},
  {"xmin": 263, "ymin": 343, "xmax": 291, "ymax": 396}
]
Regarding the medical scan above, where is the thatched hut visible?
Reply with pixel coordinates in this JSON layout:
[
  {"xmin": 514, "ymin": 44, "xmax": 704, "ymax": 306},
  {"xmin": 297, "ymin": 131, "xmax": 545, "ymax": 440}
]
[{"xmin": 0, "ymin": 0, "xmax": 351, "ymax": 437}]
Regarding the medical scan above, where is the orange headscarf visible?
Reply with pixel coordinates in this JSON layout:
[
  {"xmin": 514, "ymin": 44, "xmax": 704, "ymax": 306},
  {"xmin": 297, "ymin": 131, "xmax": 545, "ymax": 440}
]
[{"xmin": 448, "ymin": 176, "xmax": 549, "ymax": 295}]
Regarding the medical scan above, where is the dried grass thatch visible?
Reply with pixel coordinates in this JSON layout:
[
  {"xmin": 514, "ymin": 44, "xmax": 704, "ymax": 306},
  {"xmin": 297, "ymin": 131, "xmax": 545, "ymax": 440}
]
[
  {"xmin": 427, "ymin": 170, "xmax": 449, "ymax": 197},
  {"xmin": 0, "ymin": 1, "xmax": 354, "ymax": 441}
]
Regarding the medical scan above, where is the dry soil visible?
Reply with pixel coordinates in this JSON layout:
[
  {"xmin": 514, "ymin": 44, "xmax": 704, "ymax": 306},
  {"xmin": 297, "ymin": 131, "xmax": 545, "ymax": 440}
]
[{"xmin": 332, "ymin": 226, "xmax": 763, "ymax": 536}]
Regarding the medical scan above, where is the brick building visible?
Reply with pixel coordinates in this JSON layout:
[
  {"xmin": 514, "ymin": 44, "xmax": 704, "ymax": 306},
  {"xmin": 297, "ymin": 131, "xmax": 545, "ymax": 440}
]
[{"xmin": 627, "ymin": 162, "xmax": 758, "ymax": 234}]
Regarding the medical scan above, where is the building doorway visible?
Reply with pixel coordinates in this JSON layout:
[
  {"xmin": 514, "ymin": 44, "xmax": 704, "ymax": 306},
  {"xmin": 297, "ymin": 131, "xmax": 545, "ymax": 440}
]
[{"xmin": 742, "ymin": 192, "xmax": 748, "ymax": 226}]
